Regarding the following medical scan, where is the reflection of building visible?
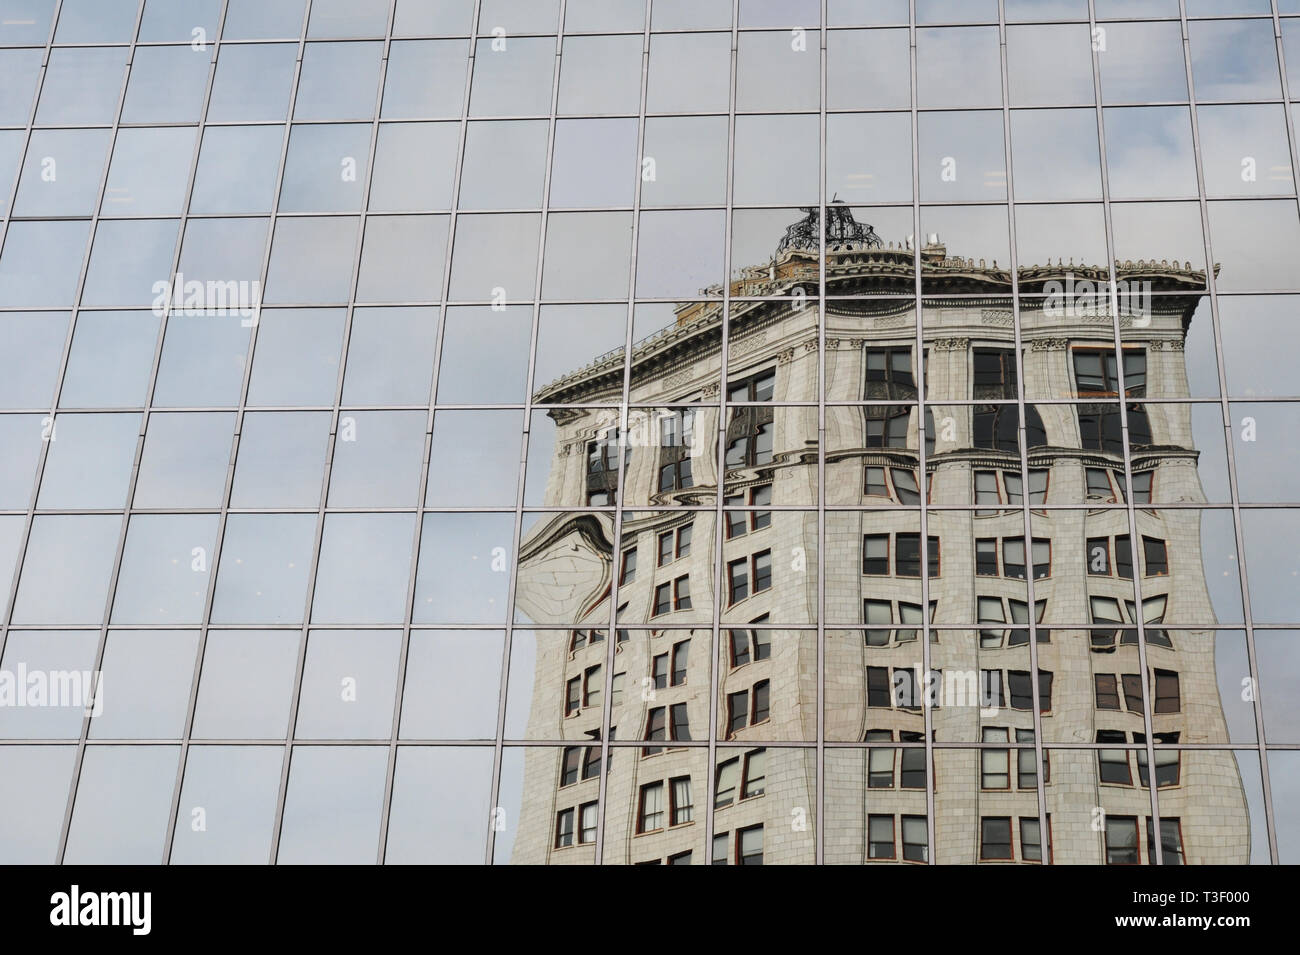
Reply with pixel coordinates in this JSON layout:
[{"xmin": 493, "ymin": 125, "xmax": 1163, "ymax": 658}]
[{"xmin": 511, "ymin": 206, "xmax": 1248, "ymax": 865}]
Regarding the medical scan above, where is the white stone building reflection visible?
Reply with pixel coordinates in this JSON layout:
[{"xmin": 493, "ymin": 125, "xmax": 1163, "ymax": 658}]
[{"xmin": 510, "ymin": 206, "xmax": 1249, "ymax": 865}]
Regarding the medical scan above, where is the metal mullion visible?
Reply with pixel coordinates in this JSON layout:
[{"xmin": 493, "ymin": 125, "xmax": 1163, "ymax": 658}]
[
  {"xmin": 151, "ymin": 0, "xmax": 238, "ymax": 865},
  {"xmin": 268, "ymin": 3, "xmax": 400, "ymax": 865},
  {"xmin": 0, "ymin": 0, "xmax": 67, "ymax": 671},
  {"xmin": 52, "ymin": 0, "xmax": 152, "ymax": 865},
  {"xmin": 816, "ymin": 0, "xmax": 827, "ymax": 867},
  {"xmin": 701, "ymin": 0, "xmax": 742, "ymax": 867},
  {"xmin": 908, "ymin": 0, "xmax": 937, "ymax": 866},
  {"xmin": 227, "ymin": 0, "xmax": 347, "ymax": 867},
  {"xmin": 1087, "ymin": 0, "xmax": 1162, "ymax": 864},
  {"xmin": 1167, "ymin": 0, "xmax": 1284, "ymax": 865},
  {"xmin": 996, "ymin": 0, "xmax": 1051, "ymax": 865},
  {"xmin": 304, "ymin": 0, "xmax": 413, "ymax": 869},
  {"xmin": 485, "ymin": 0, "xmax": 570, "ymax": 865},
  {"xmin": 385, "ymin": 0, "xmax": 488, "ymax": 864},
  {"xmin": 590, "ymin": 0, "xmax": 650, "ymax": 869}
]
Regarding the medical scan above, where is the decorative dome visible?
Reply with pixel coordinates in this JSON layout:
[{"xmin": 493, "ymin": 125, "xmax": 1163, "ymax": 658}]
[{"xmin": 775, "ymin": 201, "xmax": 883, "ymax": 255}]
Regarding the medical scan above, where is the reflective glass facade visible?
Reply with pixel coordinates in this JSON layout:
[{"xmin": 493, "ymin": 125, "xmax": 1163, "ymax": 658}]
[{"xmin": 0, "ymin": 0, "xmax": 1297, "ymax": 866}]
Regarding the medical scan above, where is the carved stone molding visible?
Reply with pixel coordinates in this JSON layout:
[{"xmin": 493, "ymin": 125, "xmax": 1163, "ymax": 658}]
[
  {"xmin": 663, "ymin": 368, "xmax": 694, "ymax": 390},
  {"xmin": 1029, "ymin": 337, "xmax": 1070, "ymax": 351},
  {"xmin": 931, "ymin": 337, "xmax": 970, "ymax": 351},
  {"xmin": 730, "ymin": 331, "xmax": 768, "ymax": 355},
  {"xmin": 981, "ymin": 309, "xmax": 1013, "ymax": 326},
  {"xmin": 777, "ymin": 348, "xmax": 797, "ymax": 364}
]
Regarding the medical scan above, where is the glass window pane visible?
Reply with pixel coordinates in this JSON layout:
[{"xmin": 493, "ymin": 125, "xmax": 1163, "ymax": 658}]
[
  {"xmin": 14, "ymin": 129, "xmax": 112, "ymax": 217},
  {"xmin": 0, "ymin": 313, "xmax": 69, "ymax": 409},
  {"xmin": 169, "ymin": 745, "xmax": 282, "ymax": 864},
  {"xmin": 208, "ymin": 42, "xmax": 299, "ymax": 121},
  {"xmin": 425, "ymin": 410, "xmax": 523, "ymax": 507},
  {"xmin": 308, "ymin": 0, "xmax": 389, "ymax": 37},
  {"xmin": 1103, "ymin": 106, "xmax": 1199, "ymax": 199},
  {"xmin": 1007, "ymin": 24, "xmax": 1094, "ymax": 106},
  {"xmin": 641, "ymin": 116, "xmax": 728, "ymax": 207},
  {"xmin": 342, "ymin": 307, "xmax": 437, "ymax": 404},
  {"xmin": 110, "ymin": 515, "xmax": 219, "ymax": 625},
  {"xmin": 370, "ymin": 122, "xmax": 460, "ymax": 211},
  {"xmin": 459, "ymin": 120, "xmax": 548, "ymax": 210},
  {"xmin": 279, "ymin": 123, "xmax": 373, "ymax": 213},
  {"xmin": 0, "ymin": 746, "xmax": 76, "ymax": 864},
  {"xmin": 121, "ymin": 45, "xmax": 209, "ymax": 123},
  {"xmin": 54, "ymin": 0, "xmax": 140, "ymax": 43},
  {"xmin": 82, "ymin": 218, "xmax": 180, "ymax": 308},
  {"xmin": 385, "ymin": 746, "xmax": 492, "ymax": 864},
  {"xmin": 0, "ymin": 0, "xmax": 57, "ymax": 44},
  {"xmin": 103, "ymin": 127, "xmax": 196, "ymax": 217},
  {"xmin": 827, "ymin": 29, "xmax": 910, "ymax": 109},
  {"xmin": 1189, "ymin": 19, "xmax": 1281, "ymax": 102},
  {"xmin": 647, "ymin": 33, "xmax": 730, "ymax": 112},
  {"xmin": 1010, "ymin": 109, "xmax": 1102, "ymax": 201},
  {"xmin": 919, "ymin": 111, "xmax": 1006, "ymax": 202},
  {"xmin": 191, "ymin": 125, "xmax": 284, "ymax": 215},
  {"xmin": 296, "ymin": 630, "xmax": 402, "ymax": 739},
  {"xmin": 1197, "ymin": 105, "xmax": 1294, "ymax": 198},
  {"xmin": 399, "ymin": 631, "xmax": 503, "ymax": 739},
  {"xmin": 827, "ymin": 112, "xmax": 913, "ymax": 204},
  {"xmin": 357, "ymin": 215, "xmax": 448, "ymax": 302},
  {"xmin": 0, "ymin": 129, "xmax": 21, "ymax": 216},
  {"xmin": 151, "ymin": 315, "xmax": 252, "ymax": 407},
  {"xmin": 734, "ymin": 114, "xmax": 819, "ymax": 206},
  {"xmin": 64, "ymin": 745, "xmax": 180, "ymax": 865},
  {"xmin": 33, "ymin": 48, "xmax": 127, "ymax": 124},
  {"xmin": 246, "ymin": 308, "xmax": 346, "ymax": 406},
  {"xmin": 11, "ymin": 516, "xmax": 120, "ymax": 625},
  {"xmin": 550, "ymin": 119, "xmax": 638, "ymax": 209},
  {"xmin": 211, "ymin": 514, "xmax": 317, "ymax": 624},
  {"xmin": 478, "ymin": 0, "xmax": 559, "ymax": 34},
  {"xmin": 224, "ymin": 0, "xmax": 306, "ymax": 40},
  {"xmin": 295, "ymin": 41, "xmax": 384, "ymax": 121},
  {"xmin": 394, "ymin": 0, "xmax": 477, "ymax": 35},
  {"xmin": 264, "ymin": 216, "xmax": 359, "ymax": 304},
  {"xmin": 737, "ymin": 30, "xmax": 819, "ymax": 111},
  {"xmin": 469, "ymin": 36, "xmax": 554, "ymax": 117},
  {"xmin": 436, "ymin": 305, "xmax": 533, "ymax": 403},
  {"xmin": 636, "ymin": 209, "xmax": 725, "ymax": 299},
  {"xmin": 192, "ymin": 630, "xmax": 301, "ymax": 739},
  {"xmin": 328, "ymin": 410, "xmax": 426, "ymax": 507},
  {"xmin": 542, "ymin": 212, "xmax": 632, "ymax": 300},
  {"xmin": 276, "ymin": 746, "xmax": 387, "ymax": 864},
  {"xmin": 0, "ymin": 414, "xmax": 41, "ymax": 507},
  {"xmin": 917, "ymin": 26, "xmax": 1001, "ymax": 108},
  {"xmin": 311, "ymin": 513, "xmax": 416, "ymax": 624},
  {"xmin": 230, "ymin": 411, "xmax": 331, "ymax": 508},
  {"xmin": 0, "ymin": 517, "xmax": 23, "ymax": 621},
  {"xmin": 413, "ymin": 513, "xmax": 515, "ymax": 624},
  {"xmin": 0, "ymin": 630, "xmax": 100, "ymax": 738},
  {"xmin": 1098, "ymin": 21, "xmax": 1188, "ymax": 104},
  {"xmin": 89, "ymin": 629, "xmax": 200, "ymax": 738},
  {"xmin": 134, "ymin": 412, "xmax": 235, "ymax": 508},
  {"xmin": 139, "ymin": 0, "xmax": 220, "ymax": 41},
  {"xmin": 382, "ymin": 39, "xmax": 468, "ymax": 119},
  {"xmin": 38, "ymin": 412, "xmax": 138, "ymax": 508},
  {"xmin": 558, "ymin": 34, "xmax": 641, "ymax": 114},
  {"xmin": 0, "ymin": 221, "xmax": 91, "ymax": 307}
]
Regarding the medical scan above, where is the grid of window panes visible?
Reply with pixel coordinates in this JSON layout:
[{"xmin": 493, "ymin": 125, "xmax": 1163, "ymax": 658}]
[{"xmin": 0, "ymin": 0, "xmax": 1296, "ymax": 866}]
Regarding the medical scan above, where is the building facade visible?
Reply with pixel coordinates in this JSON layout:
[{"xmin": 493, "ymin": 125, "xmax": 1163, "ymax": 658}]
[
  {"xmin": 0, "ymin": 0, "xmax": 1293, "ymax": 865},
  {"xmin": 511, "ymin": 206, "xmax": 1249, "ymax": 864}
]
